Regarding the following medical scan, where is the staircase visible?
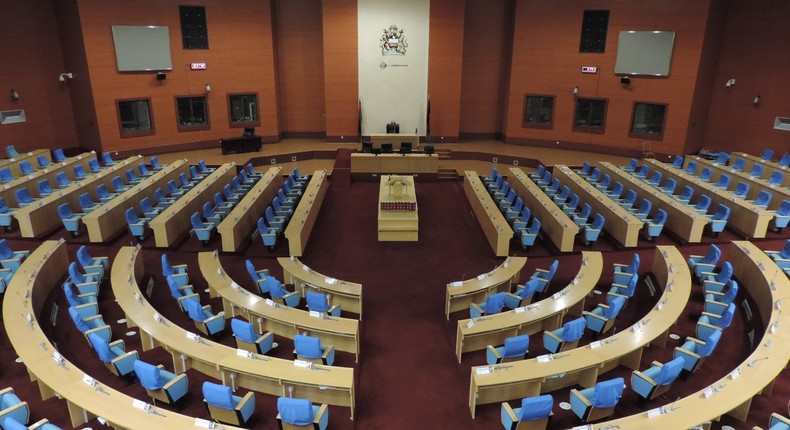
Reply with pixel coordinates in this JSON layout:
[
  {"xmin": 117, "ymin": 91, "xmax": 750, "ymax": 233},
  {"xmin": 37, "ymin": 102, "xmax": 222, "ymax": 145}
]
[{"xmin": 435, "ymin": 147, "xmax": 458, "ymax": 180}]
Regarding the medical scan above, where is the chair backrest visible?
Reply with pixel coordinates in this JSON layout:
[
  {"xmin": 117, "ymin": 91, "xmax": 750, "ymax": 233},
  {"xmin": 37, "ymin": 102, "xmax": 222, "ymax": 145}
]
[
  {"xmin": 88, "ymin": 332, "xmax": 116, "ymax": 363},
  {"xmin": 654, "ymin": 357, "xmax": 684, "ymax": 386},
  {"xmin": 89, "ymin": 158, "xmax": 101, "ymax": 172},
  {"xmin": 113, "ymin": 176, "xmax": 125, "ymax": 190},
  {"xmin": 762, "ymin": 148, "xmax": 774, "ymax": 161},
  {"xmin": 151, "ymin": 156, "xmax": 162, "ymax": 169},
  {"xmin": 202, "ymin": 202, "xmax": 215, "ymax": 219},
  {"xmin": 0, "ymin": 197, "xmax": 8, "ymax": 212},
  {"xmin": 68, "ymin": 306, "xmax": 90, "ymax": 332},
  {"xmin": 579, "ymin": 203, "xmax": 591, "ymax": 220},
  {"xmin": 704, "ymin": 244, "xmax": 721, "ymax": 265},
  {"xmin": 715, "ymin": 174, "xmax": 730, "ymax": 188},
  {"xmin": 679, "ymin": 186, "xmax": 693, "ymax": 199},
  {"xmin": 625, "ymin": 253, "xmax": 640, "ymax": 274},
  {"xmin": 185, "ymin": 299, "xmax": 207, "ymax": 322},
  {"xmin": 649, "ymin": 171, "xmax": 661, "ymax": 183},
  {"xmin": 698, "ymin": 329, "xmax": 722, "ymax": 357},
  {"xmin": 700, "ymin": 167, "xmax": 712, "ymax": 181},
  {"xmin": 714, "ymin": 204, "xmax": 731, "ymax": 221},
  {"xmin": 76, "ymin": 245, "xmax": 93, "ymax": 268},
  {"xmin": 502, "ymin": 335, "xmax": 530, "ymax": 358},
  {"xmin": 769, "ymin": 171, "xmax": 783, "ymax": 184},
  {"xmin": 306, "ymin": 291, "xmax": 330, "ymax": 313},
  {"xmin": 671, "ymin": 156, "xmax": 683, "ymax": 168},
  {"xmin": 15, "ymin": 187, "xmax": 32, "ymax": 203},
  {"xmin": 519, "ymin": 394, "xmax": 554, "ymax": 421},
  {"xmin": 37, "ymin": 154, "xmax": 49, "ymax": 168},
  {"xmin": 0, "ymin": 239, "xmax": 12, "ymax": 259},
  {"xmin": 190, "ymin": 212, "xmax": 204, "ymax": 229},
  {"xmin": 483, "ymin": 292, "xmax": 507, "ymax": 314},
  {"xmin": 561, "ymin": 317, "xmax": 586, "ymax": 342},
  {"xmin": 126, "ymin": 169, "xmax": 137, "ymax": 181},
  {"xmin": 590, "ymin": 213, "xmax": 605, "ymax": 230},
  {"xmin": 63, "ymin": 281, "xmax": 81, "ymax": 306},
  {"xmin": 57, "ymin": 203, "xmax": 74, "ymax": 219},
  {"xmin": 134, "ymin": 360, "xmax": 165, "ymax": 390},
  {"xmin": 734, "ymin": 182, "xmax": 749, "ymax": 196},
  {"xmin": 714, "ymin": 303, "xmax": 736, "ymax": 328},
  {"xmin": 732, "ymin": 158, "xmax": 745, "ymax": 170},
  {"xmin": 610, "ymin": 182, "xmax": 623, "ymax": 196},
  {"xmin": 140, "ymin": 197, "xmax": 155, "ymax": 213},
  {"xmin": 139, "ymin": 163, "xmax": 150, "ymax": 175},
  {"xmin": 696, "ymin": 194, "xmax": 711, "ymax": 211},
  {"xmin": 603, "ymin": 296, "xmax": 626, "ymax": 319},
  {"xmin": 294, "ymin": 334, "xmax": 323, "ymax": 359},
  {"xmin": 245, "ymin": 260, "xmax": 261, "ymax": 281},
  {"xmin": 37, "ymin": 179, "xmax": 52, "ymax": 194},
  {"xmin": 580, "ymin": 162, "xmax": 591, "ymax": 175},
  {"xmin": 19, "ymin": 161, "xmax": 33, "ymax": 174},
  {"xmin": 74, "ymin": 164, "xmax": 86, "ymax": 177},
  {"xmin": 78, "ymin": 192, "xmax": 94, "ymax": 209},
  {"xmin": 685, "ymin": 161, "xmax": 697, "ymax": 174},
  {"xmin": 591, "ymin": 377, "xmax": 625, "ymax": 408},
  {"xmin": 780, "ymin": 153, "xmax": 790, "ymax": 167},
  {"xmin": 623, "ymin": 189, "xmax": 637, "ymax": 203},
  {"xmin": 277, "ymin": 397, "xmax": 315, "ymax": 426},
  {"xmin": 529, "ymin": 218, "xmax": 542, "ymax": 235},
  {"xmin": 654, "ymin": 209, "xmax": 667, "ymax": 225},
  {"xmin": 638, "ymin": 199, "xmax": 652, "ymax": 213},
  {"xmin": 663, "ymin": 178, "xmax": 677, "ymax": 193},
  {"xmin": 0, "ymin": 167, "xmax": 13, "ymax": 182},
  {"xmin": 268, "ymin": 277, "xmax": 287, "ymax": 299},
  {"xmin": 715, "ymin": 152, "xmax": 728, "ymax": 164},
  {"xmin": 620, "ymin": 273, "xmax": 639, "ymax": 297},
  {"xmin": 96, "ymin": 184, "xmax": 110, "ymax": 198},
  {"xmin": 124, "ymin": 207, "xmax": 139, "ymax": 224},
  {"xmin": 567, "ymin": 194, "xmax": 579, "ymax": 208},
  {"xmin": 231, "ymin": 318, "xmax": 257, "ymax": 344},
  {"xmin": 534, "ymin": 165, "xmax": 545, "ymax": 177},
  {"xmin": 721, "ymin": 280, "xmax": 739, "ymax": 304},
  {"xmin": 161, "ymin": 254, "xmax": 176, "ymax": 277},
  {"xmin": 203, "ymin": 382, "xmax": 236, "ymax": 409},
  {"xmin": 53, "ymin": 148, "xmax": 66, "ymax": 162},
  {"xmin": 68, "ymin": 261, "xmax": 86, "ymax": 284},
  {"xmin": 750, "ymin": 164, "xmax": 763, "ymax": 177},
  {"xmin": 756, "ymin": 190, "xmax": 772, "ymax": 205},
  {"xmin": 102, "ymin": 153, "xmax": 113, "ymax": 165},
  {"xmin": 179, "ymin": 172, "xmax": 189, "ymax": 186}
]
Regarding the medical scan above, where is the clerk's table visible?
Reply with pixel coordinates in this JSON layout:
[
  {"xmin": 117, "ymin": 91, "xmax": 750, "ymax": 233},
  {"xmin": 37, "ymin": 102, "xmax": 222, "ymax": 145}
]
[{"xmin": 378, "ymin": 175, "xmax": 418, "ymax": 241}]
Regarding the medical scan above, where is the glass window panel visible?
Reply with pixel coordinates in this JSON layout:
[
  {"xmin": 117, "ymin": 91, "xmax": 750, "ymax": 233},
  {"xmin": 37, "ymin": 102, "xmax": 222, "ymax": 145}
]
[
  {"xmin": 117, "ymin": 99, "xmax": 154, "ymax": 136},
  {"xmin": 523, "ymin": 95, "xmax": 555, "ymax": 128},
  {"xmin": 176, "ymin": 96, "xmax": 209, "ymax": 131},
  {"xmin": 631, "ymin": 103, "xmax": 667, "ymax": 137},
  {"xmin": 573, "ymin": 98, "xmax": 607, "ymax": 131},
  {"xmin": 228, "ymin": 93, "xmax": 259, "ymax": 126}
]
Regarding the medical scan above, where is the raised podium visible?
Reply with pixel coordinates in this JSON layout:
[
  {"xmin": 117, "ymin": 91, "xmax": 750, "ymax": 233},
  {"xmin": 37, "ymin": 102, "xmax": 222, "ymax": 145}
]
[{"xmin": 378, "ymin": 175, "xmax": 418, "ymax": 241}]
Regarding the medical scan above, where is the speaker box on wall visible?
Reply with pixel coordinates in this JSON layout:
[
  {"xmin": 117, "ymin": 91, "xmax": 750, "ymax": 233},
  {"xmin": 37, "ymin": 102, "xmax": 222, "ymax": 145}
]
[
  {"xmin": 156, "ymin": 73, "xmax": 167, "ymax": 81},
  {"xmin": 620, "ymin": 76, "xmax": 631, "ymax": 85}
]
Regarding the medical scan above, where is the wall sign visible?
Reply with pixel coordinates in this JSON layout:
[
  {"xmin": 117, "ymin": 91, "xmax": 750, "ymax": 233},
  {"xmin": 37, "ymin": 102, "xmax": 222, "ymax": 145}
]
[
  {"xmin": 190, "ymin": 62, "xmax": 207, "ymax": 70},
  {"xmin": 581, "ymin": 66, "xmax": 598, "ymax": 74}
]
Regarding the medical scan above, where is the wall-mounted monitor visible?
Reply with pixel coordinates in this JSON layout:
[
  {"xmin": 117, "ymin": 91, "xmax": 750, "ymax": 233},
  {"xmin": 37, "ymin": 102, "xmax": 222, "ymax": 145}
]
[
  {"xmin": 112, "ymin": 25, "xmax": 173, "ymax": 72},
  {"xmin": 615, "ymin": 31, "xmax": 675, "ymax": 77}
]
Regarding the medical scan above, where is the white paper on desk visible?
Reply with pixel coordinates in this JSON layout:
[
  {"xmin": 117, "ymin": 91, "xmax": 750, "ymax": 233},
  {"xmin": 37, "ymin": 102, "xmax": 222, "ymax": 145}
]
[
  {"xmin": 703, "ymin": 387, "xmax": 714, "ymax": 399},
  {"xmin": 466, "ymin": 320, "xmax": 475, "ymax": 329},
  {"xmin": 217, "ymin": 268, "xmax": 222, "ymax": 276},
  {"xmin": 477, "ymin": 274, "xmax": 486, "ymax": 281},
  {"xmin": 236, "ymin": 348, "xmax": 253, "ymax": 359},
  {"xmin": 325, "ymin": 277, "xmax": 337, "ymax": 284},
  {"xmin": 730, "ymin": 368, "xmax": 741, "ymax": 380},
  {"xmin": 309, "ymin": 311, "xmax": 321, "ymax": 318},
  {"xmin": 194, "ymin": 418, "xmax": 214, "ymax": 429},
  {"xmin": 572, "ymin": 425, "xmax": 593, "ymax": 430},
  {"xmin": 552, "ymin": 292, "xmax": 562, "ymax": 300},
  {"xmin": 657, "ymin": 302, "xmax": 664, "ymax": 311},
  {"xmin": 536, "ymin": 354, "xmax": 552, "ymax": 363},
  {"xmin": 294, "ymin": 360, "xmax": 312, "ymax": 368},
  {"xmin": 265, "ymin": 298, "xmax": 275, "ymax": 307},
  {"xmin": 154, "ymin": 313, "xmax": 162, "ymax": 323},
  {"xmin": 589, "ymin": 341, "xmax": 602, "ymax": 349},
  {"xmin": 572, "ymin": 278, "xmax": 579, "ymax": 285},
  {"xmin": 646, "ymin": 408, "xmax": 662, "ymax": 419},
  {"xmin": 132, "ymin": 399, "xmax": 150, "ymax": 411},
  {"xmin": 449, "ymin": 281, "xmax": 463, "ymax": 288},
  {"xmin": 632, "ymin": 322, "xmax": 642, "ymax": 332},
  {"xmin": 290, "ymin": 255, "xmax": 296, "ymax": 262},
  {"xmin": 514, "ymin": 307, "xmax": 526, "ymax": 314},
  {"xmin": 503, "ymin": 260, "xmax": 510, "ymax": 269},
  {"xmin": 52, "ymin": 352, "xmax": 63, "ymax": 364},
  {"xmin": 186, "ymin": 332, "xmax": 200, "ymax": 341},
  {"xmin": 302, "ymin": 264, "xmax": 310, "ymax": 271},
  {"xmin": 475, "ymin": 366, "xmax": 492, "ymax": 375},
  {"xmin": 231, "ymin": 281, "xmax": 240, "ymax": 290},
  {"xmin": 82, "ymin": 374, "xmax": 97, "ymax": 387}
]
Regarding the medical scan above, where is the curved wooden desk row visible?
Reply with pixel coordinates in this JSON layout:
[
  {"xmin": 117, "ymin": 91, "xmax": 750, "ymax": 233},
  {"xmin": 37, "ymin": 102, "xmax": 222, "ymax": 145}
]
[
  {"xmin": 0, "ymin": 149, "xmax": 50, "ymax": 177},
  {"xmin": 84, "ymin": 159, "xmax": 189, "ymax": 242},
  {"xmin": 16, "ymin": 155, "xmax": 142, "ymax": 238},
  {"xmin": 687, "ymin": 156, "xmax": 790, "ymax": 211},
  {"xmin": 553, "ymin": 165, "xmax": 643, "ymax": 248},
  {"xmin": 462, "ymin": 171, "xmax": 513, "ymax": 257},
  {"xmin": 592, "ymin": 241, "xmax": 790, "ymax": 429},
  {"xmin": 3, "ymin": 240, "xmax": 245, "ymax": 430},
  {"xmin": 455, "ymin": 251, "xmax": 602, "ymax": 362},
  {"xmin": 278, "ymin": 256, "xmax": 363, "ymax": 319},
  {"xmin": 216, "ymin": 166, "xmax": 282, "ymax": 252},
  {"xmin": 507, "ymin": 167, "xmax": 579, "ymax": 252},
  {"xmin": 199, "ymin": 251, "xmax": 361, "ymax": 363},
  {"xmin": 150, "ymin": 163, "xmax": 237, "ymax": 247},
  {"xmin": 113, "ymin": 247, "xmax": 357, "ymax": 419},
  {"xmin": 468, "ymin": 245, "xmax": 691, "ymax": 418},
  {"xmin": 597, "ymin": 161, "xmax": 710, "ymax": 243},
  {"xmin": 0, "ymin": 151, "xmax": 92, "ymax": 204},
  {"xmin": 445, "ymin": 256, "xmax": 527, "ymax": 320},
  {"xmin": 644, "ymin": 158, "xmax": 773, "ymax": 239},
  {"xmin": 284, "ymin": 170, "xmax": 328, "ymax": 256}
]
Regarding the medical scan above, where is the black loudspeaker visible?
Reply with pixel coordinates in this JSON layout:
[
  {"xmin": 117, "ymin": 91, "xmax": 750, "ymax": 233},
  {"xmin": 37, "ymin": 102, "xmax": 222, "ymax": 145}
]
[
  {"xmin": 386, "ymin": 122, "xmax": 400, "ymax": 133},
  {"xmin": 620, "ymin": 76, "xmax": 631, "ymax": 85},
  {"xmin": 424, "ymin": 145, "xmax": 434, "ymax": 155},
  {"xmin": 156, "ymin": 72, "xmax": 167, "ymax": 81}
]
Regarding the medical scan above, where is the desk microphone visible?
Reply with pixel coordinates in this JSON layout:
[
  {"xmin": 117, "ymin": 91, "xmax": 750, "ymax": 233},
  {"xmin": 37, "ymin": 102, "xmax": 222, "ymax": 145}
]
[{"xmin": 748, "ymin": 356, "xmax": 769, "ymax": 367}]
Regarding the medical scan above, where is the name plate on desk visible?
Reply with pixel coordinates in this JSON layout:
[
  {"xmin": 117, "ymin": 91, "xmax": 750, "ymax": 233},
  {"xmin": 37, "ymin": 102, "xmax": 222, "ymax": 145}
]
[
  {"xmin": 294, "ymin": 360, "xmax": 312, "ymax": 368},
  {"xmin": 449, "ymin": 281, "xmax": 463, "ymax": 288},
  {"xmin": 475, "ymin": 366, "xmax": 492, "ymax": 375}
]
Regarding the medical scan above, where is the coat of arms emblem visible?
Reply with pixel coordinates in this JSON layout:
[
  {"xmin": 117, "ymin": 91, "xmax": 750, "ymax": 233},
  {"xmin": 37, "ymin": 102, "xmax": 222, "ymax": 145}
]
[{"xmin": 380, "ymin": 25, "xmax": 408, "ymax": 56}]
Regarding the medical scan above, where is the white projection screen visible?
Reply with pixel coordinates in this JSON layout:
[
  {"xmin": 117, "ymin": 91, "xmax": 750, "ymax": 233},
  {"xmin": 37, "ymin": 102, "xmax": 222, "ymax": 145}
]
[
  {"xmin": 112, "ymin": 25, "xmax": 173, "ymax": 72},
  {"xmin": 615, "ymin": 31, "xmax": 675, "ymax": 76}
]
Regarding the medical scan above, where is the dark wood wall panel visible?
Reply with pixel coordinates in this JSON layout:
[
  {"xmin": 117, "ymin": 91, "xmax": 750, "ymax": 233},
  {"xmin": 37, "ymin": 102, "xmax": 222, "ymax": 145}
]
[
  {"xmin": 273, "ymin": 0, "xmax": 325, "ymax": 134},
  {"xmin": 427, "ymin": 0, "xmax": 465, "ymax": 141},
  {"xmin": 0, "ymin": 0, "xmax": 79, "ymax": 153},
  {"xmin": 322, "ymin": 0, "xmax": 358, "ymax": 141}
]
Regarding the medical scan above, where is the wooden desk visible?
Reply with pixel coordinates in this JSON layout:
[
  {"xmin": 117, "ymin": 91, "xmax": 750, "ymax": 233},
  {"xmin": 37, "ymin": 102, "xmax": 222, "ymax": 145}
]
[
  {"xmin": 733, "ymin": 152, "xmax": 790, "ymax": 188},
  {"xmin": 687, "ymin": 156, "xmax": 790, "ymax": 211},
  {"xmin": 199, "ymin": 252, "xmax": 361, "ymax": 364},
  {"xmin": 553, "ymin": 165, "xmax": 643, "ymax": 247},
  {"xmin": 597, "ymin": 161, "xmax": 710, "ymax": 243},
  {"xmin": 220, "ymin": 136, "xmax": 262, "ymax": 155},
  {"xmin": 378, "ymin": 175, "xmax": 418, "ymax": 241},
  {"xmin": 644, "ymin": 158, "xmax": 773, "ymax": 238},
  {"xmin": 217, "ymin": 166, "xmax": 282, "ymax": 252},
  {"xmin": 0, "ymin": 152, "xmax": 95, "ymax": 204},
  {"xmin": 508, "ymin": 167, "xmax": 579, "ymax": 252},
  {"xmin": 14, "ymin": 156, "xmax": 140, "ymax": 238},
  {"xmin": 350, "ymin": 153, "xmax": 439, "ymax": 174},
  {"xmin": 455, "ymin": 252, "xmax": 602, "ymax": 362},
  {"xmin": 0, "ymin": 149, "xmax": 50, "ymax": 177},
  {"xmin": 462, "ymin": 171, "xmax": 513, "ymax": 257},
  {"xmin": 83, "ymin": 159, "xmax": 189, "ymax": 242},
  {"xmin": 595, "ymin": 241, "xmax": 790, "ymax": 429},
  {"xmin": 369, "ymin": 133, "xmax": 420, "ymax": 150},
  {"xmin": 3, "ymin": 240, "xmax": 244, "ymax": 430},
  {"xmin": 114, "ymin": 247, "xmax": 357, "ymax": 419},
  {"xmin": 468, "ymin": 245, "xmax": 691, "ymax": 418},
  {"xmin": 284, "ymin": 170, "xmax": 328, "ymax": 256},
  {"xmin": 279, "ymin": 256, "xmax": 363, "ymax": 319},
  {"xmin": 445, "ymin": 256, "xmax": 527, "ymax": 320},
  {"xmin": 149, "ymin": 163, "xmax": 236, "ymax": 247}
]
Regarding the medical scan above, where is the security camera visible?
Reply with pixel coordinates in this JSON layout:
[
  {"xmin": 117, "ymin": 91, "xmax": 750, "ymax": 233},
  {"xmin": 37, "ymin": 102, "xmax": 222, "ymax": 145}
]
[
  {"xmin": 59, "ymin": 75, "xmax": 66, "ymax": 82},
  {"xmin": 725, "ymin": 79, "xmax": 736, "ymax": 87}
]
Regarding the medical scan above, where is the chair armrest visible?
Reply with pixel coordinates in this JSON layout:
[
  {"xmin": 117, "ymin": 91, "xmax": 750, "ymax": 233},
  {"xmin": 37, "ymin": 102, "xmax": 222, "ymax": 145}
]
[
  {"xmin": 486, "ymin": 345, "xmax": 502, "ymax": 361},
  {"xmin": 632, "ymin": 369, "xmax": 658, "ymax": 387},
  {"xmin": 28, "ymin": 419, "xmax": 54, "ymax": 430},
  {"xmin": 162, "ymin": 372, "xmax": 188, "ymax": 391},
  {"xmin": 501, "ymin": 402, "xmax": 519, "ymax": 423},
  {"xmin": 73, "ymin": 302, "xmax": 99, "ymax": 317},
  {"xmin": 109, "ymin": 339, "xmax": 126, "ymax": 350},
  {"xmin": 313, "ymin": 403, "xmax": 328, "ymax": 425},
  {"xmin": 177, "ymin": 284, "xmax": 195, "ymax": 294},
  {"xmin": 236, "ymin": 391, "xmax": 256, "ymax": 412},
  {"xmin": 582, "ymin": 311, "xmax": 608, "ymax": 322},
  {"xmin": 255, "ymin": 332, "xmax": 274, "ymax": 348},
  {"xmin": 533, "ymin": 268, "xmax": 549, "ymax": 274},
  {"xmin": 84, "ymin": 314, "xmax": 104, "ymax": 324},
  {"xmin": 607, "ymin": 292, "xmax": 628, "ymax": 302},
  {"xmin": 322, "ymin": 345, "xmax": 336, "ymax": 364},
  {"xmin": 84, "ymin": 325, "xmax": 112, "ymax": 341},
  {"xmin": 470, "ymin": 303, "xmax": 484, "ymax": 315},
  {"xmin": 0, "ymin": 387, "xmax": 14, "ymax": 396},
  {"xmin": 112, "ymin": 349, "xmax": 139, "ymax": 365},
  {"xmin": 570, "ymin": 389, "xmax": 592, "ymax": 407},
  {"xmin": 701, "ymin": 311, "xmax": 721, "ymax": 319}
]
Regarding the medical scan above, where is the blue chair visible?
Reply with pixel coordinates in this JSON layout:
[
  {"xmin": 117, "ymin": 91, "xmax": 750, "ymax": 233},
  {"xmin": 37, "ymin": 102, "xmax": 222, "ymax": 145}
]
[
  {"xmin": 569, "ymin": 377, "xmax": 625, "ymax": 422},
  {"xmin": 553, "ymin": 185, "xmax": 570, "ymax": 205},
  {"xmin": 633, "ymin": 165, "xmax": 649, "ymax": 179},
  {"xmin": 693, "ymin": 194, "xmax": 712, "ymax": 214},
  {"xmin": 684, "ymin": 160, "xmax": 698, "ymax": 174},
  {"xmin": 95, "ymin": 184, "xmax": 114, "ymax": 203},
  {"xmin": 584, "ymin": 296, "xmax": 626, "ymax": 336},
  {"xmin": 246, "ymin": 163, "xmax": 263, "ymax": 179},
  {"xmin": 696, "ymin": 302, "xmax": 735, "ymax": 339},
  {"xmin": 112, "ymin": 176, "xmax": 129, "ymax": 193},
  {"xmin": 579, "ymin": 162, "xmax": 591, "ymax": 177},
  {"xmin": 645, "ymin": 209, "xmax": 667, "ymax": 241},
  {"xmin": 629, "ymin": 198, "xmax": 652, "ymax": 221},
  {"xmin": 606, "ymin": 181, "xmax": 624, "ymax": 200},
  {"xmin": 125, "ymin": 169, "xmax": 141, "ymax": 185},
  {"xmin": 277, "ymin": 397, "xmax": 329, "ymax": 430},
  {"xmin": 154, "ymin": 188, "xmax": 174, "ymax": 209},
  {"xmin": 185, "ymin": 299, "xmax": 225, "ymax": 337},
  {"xmin": 272, "ymin": 195, "xmax": 293, "ymax": 220},
  {"xmin": 545, "ymin": 177, "xmax": 560, "ymax": 195},
  {"xmin": 265, "ymin": 206, "xmax": 286, "ymax": 231},
  {"xmin": 101, "ymin": 152, "xmax": 115, "ymax": 166},
  {"xmin": 202, "ymin": 202, "xmax": 223, "ymax": 225},
  {"xmin": 257, "ymin": 216, "xmax": 279, "ymax": 249},
  {"xmin": 707, "ymin": 204, "xmax": 730, "ymax": 236},
  {"xmin": 62, "ymin": 281, "xmax": 96, "ymax": 307},
  {"xmin": 493, "ymin": 180, "xmax": 511, "ymax": 201},
  {"xmin": 0, "ymin": 239, "xmax": 28, "ymax": 271},
  {"xmin": 133, "ymin": 360, "xmax": 189, "ymax": 405},
  {"xmin": 68, "ymin": 305, "xmax": 110, "ymax": 344},
  {"xmin": 780, "ymin": 154, "xmax": 790, "ymax": 168},
  {"xmin": 623, "ymin": 158, "xmax": 638, "ymax": 172},
  {"xmin": 505, "ymin": 278, "xmax": 541, "ymax": 309},
  {"xmin": 699, "ymin": 167, "xmax": 712, "ymax": 182},
  {"xmin": 222, "ymin": 184, "xmax": 241, "ymax": 205},
  {"xmin": 512, "ymin": 206, "xmax": 531, "ymax": 231},
  {"xmin": 671, "ymin": 156, "xmax": 684, "ymax": 169},
  {"xmin": 486, "ymin": 334, "xmax": 530, "ymax": 365},
  {"xmin": 613, "ymin": 254, "xmax": 639, "ymax": 286},
  {"xmin": 138, "ymin": 162, "xmax": 153, "ymax": 177},
  {"xmin": 73, "ymin": 164, "xmax": 87, "ymax": 179},
  {"xmin": 713, "ymin": 174, "xmax": 731, "ymax": 190},
  {"xmin": 660, "ymin": 178, "xmax": 677, "ymax": 195},
  {"xmin": 36, "ymin": 179, "xmax": 54, "ymax": 199},
  {"xmin": 631, "ymin": 357, "xmax": 684, "ymax": 401},
  {"xmin": 646, "ymin": 171, "xmax": 662, "ymax": 186},
  {"xmin": 0, "ymin": 198, "xmax": 14, "ymax": 231},
  {"xmin": 687, "ymin": 244, "xmax": 721, "ymax": 279},
  {"xmin": 276, "ymin": 188, "xmax": 297, "ymax": 209},
  {"xmin": 124, "ymin": 207, "xmax": 149, "ymax": 241},
  {"xmin": 179, "ymin": 172, "xmax": 194, "ymax": 190},
  {"xmin": 58, "ymin": 203, "xmax": 82, "ymax": 236},
  {"xmin": 52, "ymin": 148, "xmax": 66, "ymax": 162},
  {"xmin": 306, "ymin": 291, "xmax": 341, "ymax": 317},
  {"xmin": 608, "ymin": 272, "xmax": 638, "ymax": 301},
  {"xmin": 470, "ymin": 292, "xmax": 507, "ymax": 318},
  {"xmin": 520, "ymin": 218, "xmax": 541, "ymax": 250},
  {"xmin": 674, "ymin": 185, "xmax": 694, "ymax": 204},
  {"xmin": 766, "ymin": 240, "xmax": 790, "ymax": 269},
  {"xmin": 530, "ymin": 165, "xmax": 545, "ymax": 181},
  {"xmin": 14, "ymin": 188, "xmax": 34, "ymax": 208},
  {"xmin": 581, "ymin": 213, "xmax": 604, "ymax": 245},
  {"xmin": 0, "ymin": 388, "xmax": 29, "ymax": 426},
  {"xmin": 0, "ymin": 268, "xmax": 12, "ymax": 294},
  {"xmin": 239, "ymin": 170, "xmax": 256, "ymax": 188},
  {"xmin": 755, "ymin": 413, "xmax": 790, "ymax": 430},
  {"xmin": 246, "ymin": 260, "xmax": 272, "ymax": 295},
  {"xmin": 161, "ymin": 254, "xmax": 188, "ymax": 286},
  {"xmin": 572, "ymin": 203, "xmax": 591, "ymax": 227},
  {"xmin": 139, "ymin": 197, "xmax": 161, "ymax": 219},
  {"xmin": 18, "ymin": 161, "xmax": 34, "ymax": 175},
  {"xmin": 150, "ymin": 156, "xmax": 164, "ymax": 170},
  {"xmin": 714, "ymin": 152, "xmax": 729, "ymax": 165},
  {"xmin": 506, "ymin": 198, "xmax": 524, "ymax": 222},
  {"xmin": 768, "ymin": 171, "xmax": 784, "ymax": 185},
  {"xmin": 3, "ymin": 416, "xmax": 63, "ymax": 430},
  {"xmin": 748, "ymin": 163, "xmax": 764, "ymax": 178},
  {"xmin": 231, "ymin": 318, "xmax": 274, "ymax": 355},
  {"xmin": 673, "ymin": 329, "xmax": 722, "ymax": 373},
  {"xmin": 167, "ymin": 275, "xmax": 198, "ymax": 312},
  {"xmin": 88, "ymin": 158, "xmax": 101, "ymax": 173},
  {"xmin": 617, "ymin": 189, "xmax": 637, "ymax": 210},
  {"xmin": 77, "ymin": 245, "xmax": 108, "ymax": 280},
  {"xmin": 202, "ymin": 382, "xmax": 255, "ymax": 426},
  {"xmin": 704, "ymin": 280, "xmax": 738, "ymax": 314},
  {"xmin": 190, "ymin": 212, "xmax": 214, "ymax": 244},
  {"xmin": 561, "ymin": 193, "xmax": 580, "ymax": 215},
  {"xmin": 543, "ymin": 317, "xmax": 586, "ymax": 353},
  {"xmin": 269, "ymin": 277, "xmax": 300, "ymax": 307},
  {"xmin": 733, "ymin": 181, "xmax": 749, "ymax": 198},
  {"xmin": 731, "ymin": 157, "xmax": 745, "ymax": 171},
  {"xmin": 69, "ymin": 261, "xmax": 99, "ymax": 292},
  {"xmin": 198, "ymin": 160, "xmax": 215, "ymax": 175},
  {"xmin": 77, "ymin": 192, "xmax": 99, "ymax": 213},
  {"xmin": 0, "ymin": 168, "xmax": 14, "ymax": 182},
  {"xmin": 751, "ymin": 190, "xmax": 773, "ymax": 209},
  {"xmin": 87, "ymin": 332, "xmax": 138, "ymax": 377},
  {"xmin": 530, "ymin": 259, "xmax": 559, "ymax": 294},
  {"xmin": 294, "ymin": 334, "xmax": 335, "ymax": 365},
  {"xmin": 701, "ymin": 261, "xmax": 733, "ymax": 294}
]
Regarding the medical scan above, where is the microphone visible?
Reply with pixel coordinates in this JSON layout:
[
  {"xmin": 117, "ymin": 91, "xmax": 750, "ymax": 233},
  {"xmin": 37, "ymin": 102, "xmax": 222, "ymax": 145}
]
[{"xmin": 748, "ymin": 356, "xmax": 769, "ymax": 367}]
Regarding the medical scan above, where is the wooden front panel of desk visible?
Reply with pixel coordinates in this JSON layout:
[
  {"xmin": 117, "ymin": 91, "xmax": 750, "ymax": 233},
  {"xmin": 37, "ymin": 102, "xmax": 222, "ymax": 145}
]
[
  {"xmin": 279, "ymin": 257, "xmax": 363, "ymax": 318},
  {"xmin": 597, "ymin": 161, "xmax": 708, "ymax": 243},
  {"xmin": 687, "ymin": 156, "xmax": 790, "ymax": 211},
  {"xmin": 644, "ymin": 159, "xmax": 772, "ymax": 238},
  {"xmin": 217, "ymin": 166, "xmax": 282, "ymax": 252},
  {"xmin": 735, "ymin": 152, "xmax": 790, "ymax": 188},
  {"xmin": 369, "ymin": 133, "xmax": 420, "ymax": 149},
  {"xmin": 284, "ymin": 170, "xmax": 328, "ymax": 256},
  {"xmin": 15, "ymin": 156, "xmax": 140, "ymax": 238},
  {"xmin": 0, "ymin": 149, "xmax": 50, "ymax": 177},
  {"xmin": 83, "ymin": 159, "xmax": 188, "ymax": 242},
  {"xmin": 463, "ymin": 171, "xmax": 513, "ymax": 256},
  {"xmin": 508, "ymin": 167, "xmax": 579, "ymax": 252},
  {"xmin": 0, "ymin": 153, "xmax": 94, "ymax": 204},
  {"xmin": 553, "ymin": 166, "xmax": 643, "ymax": 247},
  {"xmin": 150, "ymin": 163, "xmax": 236, "ymax": 247},
  {"xmin": 455, "ymin": 252, "xmax": 601, "ymax": 362},
  {"xmin": 350, "ymin": 153, "xmax": 439, "ymax": 173},
  {"xmin": 445, "ymin": 256, "xmax": 526, "ymax": 319}
]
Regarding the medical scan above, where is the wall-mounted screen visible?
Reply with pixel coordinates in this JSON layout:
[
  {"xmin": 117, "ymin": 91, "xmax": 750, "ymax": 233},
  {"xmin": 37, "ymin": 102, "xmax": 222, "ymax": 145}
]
[
  {"xmin": 615, "ymin": 31, "xmax": 675, "ymax": 76},
  {"xmin": 112, "ymin": 25, "xmax": 173, "ymax": 72}
]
